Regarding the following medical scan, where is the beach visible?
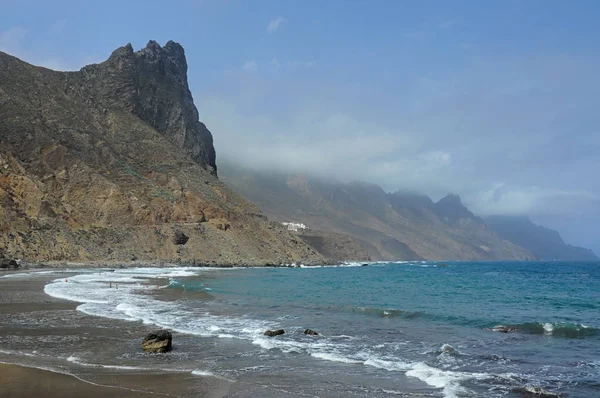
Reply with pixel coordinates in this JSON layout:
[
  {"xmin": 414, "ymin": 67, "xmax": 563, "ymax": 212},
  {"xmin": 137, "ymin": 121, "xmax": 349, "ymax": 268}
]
[
  {"xmin": 1, "ymin": 262, "xmax": 598, "ymax": 397},
  {"xmin": 0, "ymin": 271, "xmax": 231, "ymax": 398}
]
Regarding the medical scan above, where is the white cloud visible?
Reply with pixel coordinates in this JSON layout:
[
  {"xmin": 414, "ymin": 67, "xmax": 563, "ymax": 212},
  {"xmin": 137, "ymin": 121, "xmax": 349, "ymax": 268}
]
[
  {"xmin": 242, "ymin": 60, "xmax": 257, "ymax": 72},
  {"xmin": 466, "ymin": 183, "xmax": 599, "ymax": 216},
  {"xmin": 194, "ymin": 49, "xmax": 600, "ymax": 244},
  {"xmin": 266, "ymin": 16, "xmax": 286, "ymax": 33}
]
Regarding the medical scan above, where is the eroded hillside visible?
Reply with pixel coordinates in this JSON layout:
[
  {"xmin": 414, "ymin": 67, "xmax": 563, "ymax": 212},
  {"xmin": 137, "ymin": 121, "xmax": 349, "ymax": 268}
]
[{"xmin": 0, "ymin": 41, "xmax": 324, "ymax": 265}]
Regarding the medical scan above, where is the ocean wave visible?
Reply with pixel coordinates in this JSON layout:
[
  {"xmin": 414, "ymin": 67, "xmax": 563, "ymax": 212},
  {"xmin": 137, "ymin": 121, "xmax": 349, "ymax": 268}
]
[
  {"xmin": 489, "ymin": 322, "xmax": 599, "ymax": 338},
  {"xmin": 43, "ymin": 268, "xmax": 506, "ymax": 398},
  {"xmin": 191, "ymin": 369, "xmax": 215, "ymax": 376},
  {"xmin": 318, "ymin": 304, "xmax": 422, "ymax": 319},
  {"xmin": 67, "ymin": 356, "xmax": 158, "ymax": 371},
  {"xmin": 311, "ymin": 352, "xmax": 363, "ymax": 364},
  {"xmin": 406, "ymin": 362, "xmax": 490, "ymax": 398}
]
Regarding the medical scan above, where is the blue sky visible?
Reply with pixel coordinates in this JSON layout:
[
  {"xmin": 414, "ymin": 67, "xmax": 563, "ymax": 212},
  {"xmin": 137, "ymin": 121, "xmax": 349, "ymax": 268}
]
[{"xmin": 1, "ymin": 0, "xmax": 599, "ymax": 253}]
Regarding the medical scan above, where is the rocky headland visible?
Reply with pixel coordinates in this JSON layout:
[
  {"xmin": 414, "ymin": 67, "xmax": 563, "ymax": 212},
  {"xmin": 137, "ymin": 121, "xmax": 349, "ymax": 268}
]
[{"xmin": 0, "ymin": 41, "xmax": 326, "ymax": 265}]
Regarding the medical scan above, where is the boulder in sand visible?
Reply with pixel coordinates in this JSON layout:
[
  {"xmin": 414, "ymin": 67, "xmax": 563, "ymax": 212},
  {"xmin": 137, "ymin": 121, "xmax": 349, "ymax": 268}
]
[{"xmin": 142, "ymin": 330, "xmax": 172, "ymax": 353}]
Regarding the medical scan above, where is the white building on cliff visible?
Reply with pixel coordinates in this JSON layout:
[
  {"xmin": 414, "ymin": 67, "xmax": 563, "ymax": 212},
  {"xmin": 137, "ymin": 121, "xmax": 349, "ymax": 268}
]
[{"xmin": 282, "ymin": 222, "xmax": 307, "ymax": 232}]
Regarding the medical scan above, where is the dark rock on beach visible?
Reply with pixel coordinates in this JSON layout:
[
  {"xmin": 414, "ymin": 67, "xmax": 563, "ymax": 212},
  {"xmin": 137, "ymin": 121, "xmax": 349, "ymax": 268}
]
[
  {"xmin": 264, "ymin": 329, "xmax": 285, "ymax": 337},
  {"xmin": 0, "ymin": 259, "xmax": 19, "ymax": 269},
  {"xmin": 304, "ymin": 329, "xmax": 319, "ymax": 335},
  {"xmin": 141, "ymin": 329, "xmax": 172, "ymax": 353}
]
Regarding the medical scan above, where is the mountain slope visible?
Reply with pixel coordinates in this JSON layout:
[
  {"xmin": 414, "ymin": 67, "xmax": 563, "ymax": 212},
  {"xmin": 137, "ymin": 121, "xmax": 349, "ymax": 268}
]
[
  {"xmin": 0, "ymin": 42, "xmax": 325, "ymax": 265},
  {"xmin": 485, "ymin": 216, "xmax": 598, "ymax": 261},
  {"xmin": 219, "ymin": 163, "xmax": 533, "ymax": 261}
]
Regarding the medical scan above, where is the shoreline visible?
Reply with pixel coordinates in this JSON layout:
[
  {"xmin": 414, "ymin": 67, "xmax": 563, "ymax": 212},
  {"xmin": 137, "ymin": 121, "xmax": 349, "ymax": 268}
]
[
  {"xmin": 6, "ymin": 258, "xmax": 345, "ymax": 271},
  {"xmin": 0, "ymin": 271, "xmax": 232, "ymax": 398}
]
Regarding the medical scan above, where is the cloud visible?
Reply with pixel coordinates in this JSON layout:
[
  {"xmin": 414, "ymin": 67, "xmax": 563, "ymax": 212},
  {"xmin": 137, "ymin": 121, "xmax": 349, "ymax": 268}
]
[
  {"xmin": 195, "ymin": 49, "xmax": 600, "ymax": 228},
  {"xmin": 466, "ymin": 184, "xmax": 599, "ymax": 216},
  {"xmin": 266, "ymin": 16, "xmax": 286, "ymax": 33},
  {"xmin": 242, "ymin": 60, "xmax": 257, "ymax": 72}
]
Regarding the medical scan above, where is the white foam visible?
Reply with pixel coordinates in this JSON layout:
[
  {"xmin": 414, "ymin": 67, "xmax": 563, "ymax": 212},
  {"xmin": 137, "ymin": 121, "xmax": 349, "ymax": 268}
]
[
  {"xmin": 67, "ymin": 355, "xmax": 155, "ymax": 371},
  {"xmin": 543, "ymin": 322, "xmax": 554, "ymax": 333},
  {"xmin": 406, "ymin": 362, "xmax": 489, "ymax": 398},
  {"xmin": 191, "ymin": 369, "xmax": 215, "ymax": 377},
  {"xmin": 311, "ymin": 352, "xmax": 362, "ymax": 364},
  {"xmin": 364, "ymin": 358, "xmax": 412, "ymax": 371}
]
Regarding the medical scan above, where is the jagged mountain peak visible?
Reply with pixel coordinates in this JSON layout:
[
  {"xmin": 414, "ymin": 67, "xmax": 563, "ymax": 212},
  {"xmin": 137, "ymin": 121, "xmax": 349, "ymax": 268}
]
[{"xmin": 80, "ymin": 40, "xmax": 216, "ymax": 174}]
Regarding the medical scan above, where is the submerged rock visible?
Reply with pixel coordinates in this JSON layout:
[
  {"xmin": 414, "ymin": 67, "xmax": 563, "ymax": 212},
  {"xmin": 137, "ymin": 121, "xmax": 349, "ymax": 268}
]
[
  {"xmin": 304, "ymin": 329, "xmax": 319, "ymax": 335},
  {"xmin": 264, "ymin": 329, "xmax": 285, "ymax": 337},
  {"xmin": 513, "ymin": 385, "xmax": 564, "ymax": 398},
  {"xmin": 142, "ymin": 329, "xmax": 172, "ymax": 353}
]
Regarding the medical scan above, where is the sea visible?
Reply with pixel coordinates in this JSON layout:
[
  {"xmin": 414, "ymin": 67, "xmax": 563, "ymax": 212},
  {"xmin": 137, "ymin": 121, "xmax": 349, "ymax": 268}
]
[{"xmin": 8, "ymin": 261, "xmax": 600, "ymax": 397}]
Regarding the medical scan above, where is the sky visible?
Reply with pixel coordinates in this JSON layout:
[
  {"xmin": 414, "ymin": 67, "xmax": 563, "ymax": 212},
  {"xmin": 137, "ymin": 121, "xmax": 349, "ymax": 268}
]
[{"xmin": 1, "ymin": 0, "xmax": 599, "ymax": 253}]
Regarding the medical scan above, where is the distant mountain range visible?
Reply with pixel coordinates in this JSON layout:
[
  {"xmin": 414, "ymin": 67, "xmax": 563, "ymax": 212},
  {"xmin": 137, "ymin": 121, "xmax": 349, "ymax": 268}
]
[
  {"xmin": 220, "ymin": 163, "xmax": 598, "ymax": 262},
  {"xmin": 484, "ymin": 216, "xmax": 598, "ymax": 261}
]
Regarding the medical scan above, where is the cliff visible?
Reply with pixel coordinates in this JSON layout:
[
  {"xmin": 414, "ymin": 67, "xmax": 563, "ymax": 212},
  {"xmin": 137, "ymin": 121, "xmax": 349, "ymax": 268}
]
[
  {"xmin": 484, "ymin": 215, "xmax": 598, "ymax": 261},
  {"xmin": 0, "ymin": 42, "xmax": 325, "ymax": 265}
]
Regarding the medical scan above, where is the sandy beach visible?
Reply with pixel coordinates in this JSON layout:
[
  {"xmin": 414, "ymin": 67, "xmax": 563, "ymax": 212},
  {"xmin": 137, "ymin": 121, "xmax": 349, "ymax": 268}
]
[
  {"xmin": 0, "ymin": 270, "xmax": 231, "ymax": 398},
  {"xmin": 0, "ymin": 363, "xmax": 195, "ymax": 398}
]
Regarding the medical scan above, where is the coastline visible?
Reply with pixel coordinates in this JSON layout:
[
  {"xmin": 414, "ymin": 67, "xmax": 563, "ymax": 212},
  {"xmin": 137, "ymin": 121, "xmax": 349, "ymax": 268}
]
[{"xmin": 0, "ymin": 271, "xmax": 232, "ymax": 398}]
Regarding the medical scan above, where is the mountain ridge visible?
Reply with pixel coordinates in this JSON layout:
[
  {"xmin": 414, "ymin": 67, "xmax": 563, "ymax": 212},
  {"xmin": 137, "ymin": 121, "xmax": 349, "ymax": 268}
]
[
  {"xmin": 219, "ymin": 163, "xmax": 535, "ymax": 261},
  {"xmin": 0, "ymin": 41, "xmax": 325, "ymax": 265},
  {"xmin": 484, "ymin": 215, "xmax": 598, "ymax": 261}
]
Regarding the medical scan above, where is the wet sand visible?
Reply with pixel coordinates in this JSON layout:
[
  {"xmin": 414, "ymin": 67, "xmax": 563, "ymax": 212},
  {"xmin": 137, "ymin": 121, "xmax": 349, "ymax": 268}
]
[
  {"xmin": 0, "ymin": 363, "xmax": 189, "ymax": 397},
  {"xmin": 0, "ymin": 270, "xmax": 230, "ymax": 398}
]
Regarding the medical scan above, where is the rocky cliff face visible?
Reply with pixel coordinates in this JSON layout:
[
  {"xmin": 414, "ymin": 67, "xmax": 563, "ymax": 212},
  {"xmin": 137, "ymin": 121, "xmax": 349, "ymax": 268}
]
[
  {"xmin": 0, "ymin": 42, "xmax": 323, "ymax": 264},
  {"xmin": 78, "ymin": 40, "xmax": 217, "ymax": 174}
]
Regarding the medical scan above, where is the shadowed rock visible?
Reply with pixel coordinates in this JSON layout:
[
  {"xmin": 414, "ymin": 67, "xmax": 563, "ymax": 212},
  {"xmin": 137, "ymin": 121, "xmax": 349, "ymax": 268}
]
[
  {"xmin": 173, "ymin": 231, "xmax": 189, "ymax": 245},
  {"xmin": 264, "ymin": 329, "xmax": 285, "ymax": 337},
  {"xmin": 0, "ymin": 259, "xmax": 19, "ymax": 269},
  {"xmin": 512, "ymin": 385, "xmax": 563, "ymax": 398},
  {"xmin": 304, "ymin": 329, "xmax": 319, "ymax": 335},
  {"xmin": 142, "ymin": 330, "xmax": 172, "ymax": 353}
]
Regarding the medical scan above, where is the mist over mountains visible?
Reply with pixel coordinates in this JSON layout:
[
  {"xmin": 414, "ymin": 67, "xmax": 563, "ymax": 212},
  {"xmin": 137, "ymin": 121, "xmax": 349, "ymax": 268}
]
[{"xmin": 220, "ymin": 162, "xmax": 598, "ymax": 261}]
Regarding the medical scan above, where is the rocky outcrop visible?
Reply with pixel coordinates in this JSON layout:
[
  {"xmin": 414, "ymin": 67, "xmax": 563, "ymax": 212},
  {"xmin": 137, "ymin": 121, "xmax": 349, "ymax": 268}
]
[
  {"xmin": 0, "ymin": 259, "xmax": 19, "ymax": 269},
  {"xmin": 141, "ymin": 330, "xmax": 172, "ymax": 353},
  {"xmin": 0, "ymin": 43, "xmax": 327, "ymax": 265},
  {"xmin": 79, "ymin": 41, "xmax": 216, "ymax": 175},
  {"xmin": 304, "ymin": 329, "xmax": 319, "ymax": 335},
  {"xmin": 263, "ymin": 329, "xmax": 285, "ymax": 337}
]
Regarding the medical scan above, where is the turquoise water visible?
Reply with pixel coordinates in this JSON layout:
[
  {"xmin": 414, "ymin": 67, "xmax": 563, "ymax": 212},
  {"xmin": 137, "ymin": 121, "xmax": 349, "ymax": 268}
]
[{"xmin": 43, "ymin": 261, "xmax": 600, "ymax": 397}]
